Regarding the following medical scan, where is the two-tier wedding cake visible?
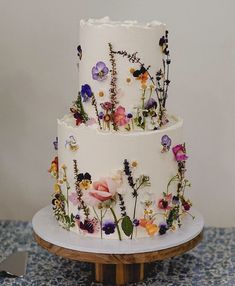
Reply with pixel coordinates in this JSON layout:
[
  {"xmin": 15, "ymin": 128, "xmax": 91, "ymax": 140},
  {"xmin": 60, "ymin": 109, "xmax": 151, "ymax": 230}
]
[{"xmin": 48, "ymin": 17, "xmax": 193, "ymax": 241}]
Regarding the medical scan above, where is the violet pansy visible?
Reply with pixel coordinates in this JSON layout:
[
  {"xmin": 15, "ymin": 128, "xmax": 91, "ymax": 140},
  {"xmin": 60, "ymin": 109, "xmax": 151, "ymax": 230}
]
[
  {"xmin": 161, "ymin": 135, "xmax": 171, "ymax": 152},
  {"xmin": 92, "ymin": 61, "xmax": 109, "ymax": 81}
]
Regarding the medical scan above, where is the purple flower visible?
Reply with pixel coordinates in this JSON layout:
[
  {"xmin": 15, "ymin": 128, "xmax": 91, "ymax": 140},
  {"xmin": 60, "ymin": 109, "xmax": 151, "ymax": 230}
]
[
  {"xmin": 53, "ymin": 137, "xmax": 58, "ymax": 151},
  {"xmin": 161, "ymin": 135, "xmax": 172, "ymax": 148},
  {"xmin": 102, "ymin": 220, "xmax": 115, "ymax": 235},
  {"xmin": 80, "ymin": 219, "xmax": 95, "ymax": 233},
  {"xmin": 75, "ymin": 214, "xmax": 80, "ymax": 220},
  {"xmin": 172, "ymin": 195, "xmax": 180, "ymax": 205},
  {"xmin": 81, "ymin": 84, "xmax": 93, "ymax": 102},
  {"xmin": 133, "ymin": 219, "xmax": 139, "ymax": 227},
  {"xmin": 77, "ymin": 45, "xmax": 82, "ymax": 60},
  {"xmin": 98, "ymin": 111, "xmax": 104, "ymax": 119},
  {"xmin": 145, "ymin": 98, "xmax": 157, "ymax": 110},
  {"xmin": 159, "ymin": 222, "xmax": 168, "ymax": 235},
  {"xmin": 92, "ymin": 61, "xmax": 109, "ymax": 81},
  {"xmin": 127, "ymin": 113, "xmax": 133, "ymax": 119}
]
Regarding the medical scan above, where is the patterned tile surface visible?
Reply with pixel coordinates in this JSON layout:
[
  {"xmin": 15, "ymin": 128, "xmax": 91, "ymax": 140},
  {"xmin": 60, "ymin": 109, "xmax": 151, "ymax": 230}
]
[{"xmin": 0, "ymin": 221, "xmax": 234, "ymax": 286}]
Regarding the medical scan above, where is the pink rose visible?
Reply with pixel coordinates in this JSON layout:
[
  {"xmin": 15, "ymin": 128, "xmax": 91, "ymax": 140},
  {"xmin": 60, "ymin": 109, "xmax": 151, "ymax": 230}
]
[
  {"xmin": 82, "ymin": 177, "xmax": 118, "ymax": 207},
  {"xmin": 114, "ymin": 106, "xmax": 129, "ymax": 126},
  {"xmin": 172, "ymin": 144, "xmax": 188, "ymax": 162}
]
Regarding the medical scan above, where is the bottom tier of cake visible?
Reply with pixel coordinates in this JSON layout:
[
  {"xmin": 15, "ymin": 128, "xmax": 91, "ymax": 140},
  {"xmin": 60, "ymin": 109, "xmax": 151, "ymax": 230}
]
[{"xmin": 48, "ymin": 114, "xmax": 193, "ymax": 240}]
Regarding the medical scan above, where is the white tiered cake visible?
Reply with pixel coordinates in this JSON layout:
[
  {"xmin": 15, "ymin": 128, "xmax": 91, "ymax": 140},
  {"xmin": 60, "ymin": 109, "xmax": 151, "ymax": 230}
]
[{"xmin": 49, "ymin": 17, "xmax": 192, "ymax": 240}]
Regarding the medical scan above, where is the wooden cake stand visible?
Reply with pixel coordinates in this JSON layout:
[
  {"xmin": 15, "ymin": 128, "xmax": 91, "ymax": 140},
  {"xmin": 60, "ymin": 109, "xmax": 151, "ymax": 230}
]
[{"xmin": 33, "ymin": 206, "xmax": 204, "ymax": 286}]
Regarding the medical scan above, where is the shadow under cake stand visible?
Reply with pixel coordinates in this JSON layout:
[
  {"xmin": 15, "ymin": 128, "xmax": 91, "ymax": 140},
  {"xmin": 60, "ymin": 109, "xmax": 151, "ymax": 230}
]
[{"xmin": 32, "ymin": 206, "xmax": 204, "ymax": 286}]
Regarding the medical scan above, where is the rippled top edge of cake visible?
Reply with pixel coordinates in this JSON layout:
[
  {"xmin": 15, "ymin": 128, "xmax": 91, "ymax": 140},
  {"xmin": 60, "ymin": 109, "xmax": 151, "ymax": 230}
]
[{"xmin": 80, "ymin": 16, "xmax": 166, "ymax": 29}]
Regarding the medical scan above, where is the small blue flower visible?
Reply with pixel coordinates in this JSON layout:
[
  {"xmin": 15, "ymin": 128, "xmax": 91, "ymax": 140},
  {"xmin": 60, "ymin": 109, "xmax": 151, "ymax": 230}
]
[
  {"xmin": 102, "ymin": 220, "xmax": 115, "ymax": 235},
  {"xmin": 81, "ymin": 84, "xmax": 93, "ymax": 102}
]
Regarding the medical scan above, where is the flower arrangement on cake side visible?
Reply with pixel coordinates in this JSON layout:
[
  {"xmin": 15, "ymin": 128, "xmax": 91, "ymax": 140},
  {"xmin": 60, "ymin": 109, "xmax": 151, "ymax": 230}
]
[
  {"xmin": 49, "ymin": 135, "xmax": 193, "ymax": 240},
  {"xmin": 70, "ymin": 30, "xmax": 171, "ymax": 132}
]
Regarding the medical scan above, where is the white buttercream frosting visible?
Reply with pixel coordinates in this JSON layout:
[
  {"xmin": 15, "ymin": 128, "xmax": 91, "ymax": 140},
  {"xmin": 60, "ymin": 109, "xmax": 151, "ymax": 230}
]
[{"xmin": 80, "ymin": 16, "xmax": 165, "ymax": 29}]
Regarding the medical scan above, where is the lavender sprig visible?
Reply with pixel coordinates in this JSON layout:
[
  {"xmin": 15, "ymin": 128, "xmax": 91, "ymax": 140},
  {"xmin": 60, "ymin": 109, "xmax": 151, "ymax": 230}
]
[{"xmin": 108, "ymin": 43, "xmax": 118, "ymax": 131}]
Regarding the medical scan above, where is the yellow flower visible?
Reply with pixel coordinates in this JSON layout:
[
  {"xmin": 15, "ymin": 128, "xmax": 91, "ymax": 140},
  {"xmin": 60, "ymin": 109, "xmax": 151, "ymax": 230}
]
[
  {"xmin": 54, "ymin": 199, "xmax": 61, "ymax": 207},
  {"xmin": 70, "ymin": 145, "xmax": 79, "ymax": 151},
  {"xmin": 79, "ymin": 179, "xmax": 91, "ymax": 190},
  {"xmin": 61, "ymin": 164, "xmax": 66, "ymax": 170},
  {"xmin": 54, "ymin": 183, "xmax": 61, "ymax": 193}
]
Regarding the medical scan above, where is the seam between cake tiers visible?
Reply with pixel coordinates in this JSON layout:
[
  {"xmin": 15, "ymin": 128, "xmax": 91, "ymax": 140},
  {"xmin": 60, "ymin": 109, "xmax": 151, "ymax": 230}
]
[{"xmin": 57, "ymin": 115, "xmax": 183, "ymax": 137}]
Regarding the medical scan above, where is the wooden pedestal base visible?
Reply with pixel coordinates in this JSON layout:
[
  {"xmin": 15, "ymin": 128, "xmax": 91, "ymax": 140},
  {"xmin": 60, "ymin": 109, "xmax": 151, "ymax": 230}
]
[
  {"xmin": 95, "ymin": 263, "xmax": 145, "ymax": 285},
  {"xmin": 34, "ymin": 231, "xmax": 203, "ymax": 285}
]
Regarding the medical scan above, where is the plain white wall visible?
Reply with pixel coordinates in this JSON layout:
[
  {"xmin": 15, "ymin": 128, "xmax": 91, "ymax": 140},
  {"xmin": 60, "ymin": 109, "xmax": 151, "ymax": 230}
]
[{"xmin": 0, "ymin": 0, "xmax": 234, "ymax": 226}]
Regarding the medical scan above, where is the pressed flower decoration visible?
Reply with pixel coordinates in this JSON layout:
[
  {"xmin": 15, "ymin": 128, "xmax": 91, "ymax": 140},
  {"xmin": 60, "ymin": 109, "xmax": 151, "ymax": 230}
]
[
  {"xmin": 65, "ymin": 135, "xmax": 79, "ymax": 152},
  {"xmin": 48, "ymin": 157, "xmax": 59, "ymax": 179},
  {"xmin": 70, "ymin": 92, "xmax": 89, "ymax": 125},
  {"xmin": 172, "ymin": 144, "xmax": 188, "ymax": 162},
  {"xmin": 156, "ymin": 143, "xmax": 193, "ymax": 234},
  {"xmin": 81, "ymin": 84, "xmax": 92, "ymax": 102},
  {"xmin": 114, "ymin": 106, "xmax": 130, "ymax": 127},
  {"xmin": 77, "ymin": 45, "xmax": 82, "ymax": 60},
  {"xmin": 53, "ymin": 137, "xmax": 58, "ymax": 151},
  {"xmin": 48, "ymin": 147, "xmax": 193, "ymax": 239},
  {"xmin": 92, "ymin": 61, "xmax": 109, "ymax": 81},
  {"xmin": 102, "ymin": 221, "xmax": 116, "ymax": 235},
  {"xmin": 161, "ymin": 135, "xmax": 171, "ymax": 152}
]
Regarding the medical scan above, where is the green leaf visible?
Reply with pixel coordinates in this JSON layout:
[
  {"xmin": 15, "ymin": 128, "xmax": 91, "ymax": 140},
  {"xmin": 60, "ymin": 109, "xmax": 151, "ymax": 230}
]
[{"xmin": 121, "ymin": 216, "xmax": 133, "ymax": 237}]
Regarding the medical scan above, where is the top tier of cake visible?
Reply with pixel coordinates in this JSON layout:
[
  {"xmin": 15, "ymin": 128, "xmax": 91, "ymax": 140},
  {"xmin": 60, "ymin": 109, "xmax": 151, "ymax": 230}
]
[{"xmin": 74, "ymin": 17, "xmax": 170, "ymax": 131}]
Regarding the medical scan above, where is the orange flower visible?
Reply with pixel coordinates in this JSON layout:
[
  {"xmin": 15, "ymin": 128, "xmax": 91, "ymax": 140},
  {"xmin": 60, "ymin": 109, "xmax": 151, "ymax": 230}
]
[
  {"xmin": 139, "ymin": 218, "xmax": 149, "ymax": 227},
  {"xmin": 137, "ymin": 71, "xmax": 148, "ymax": 84},
  {"xmin": 145, "ymin": 222, "xmax": 159, "ymax": 236}
]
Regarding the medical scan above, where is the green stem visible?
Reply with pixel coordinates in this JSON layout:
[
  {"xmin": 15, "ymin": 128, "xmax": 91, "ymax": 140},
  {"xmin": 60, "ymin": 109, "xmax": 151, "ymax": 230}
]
[
  {"xmin": 166, "ymin": 175, "xmax": 179, "ymax": 194},
  {"xmin": 148, "ymin": 86, "xmax": 153, "ymax": 101},
  {"xmin": 110, "ymin": 207, "xmax": 122, "ymax": 241},
  {"xmin": 100, "ymin": 209, "xmax": 103, "ymax": 239},
  {"xmin": 141, "ymin": 89, "xmax": 146, "ymax": 109},
  {"xmin": 130, "ymin": 194, "xmax": 138, "ymax": 240}
]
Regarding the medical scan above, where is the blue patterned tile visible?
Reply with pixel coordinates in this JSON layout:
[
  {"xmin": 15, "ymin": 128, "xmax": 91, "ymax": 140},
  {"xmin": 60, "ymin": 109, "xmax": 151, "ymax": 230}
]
[{"xmin": 0, "ymin": 221, "xmax": 234, "ymax": 285}]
